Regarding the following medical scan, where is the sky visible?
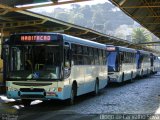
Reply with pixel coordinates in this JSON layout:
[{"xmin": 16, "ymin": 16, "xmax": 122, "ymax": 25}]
[{"xmin": 29, "ymin": 0, "xmax": 110, "ymax": 12}]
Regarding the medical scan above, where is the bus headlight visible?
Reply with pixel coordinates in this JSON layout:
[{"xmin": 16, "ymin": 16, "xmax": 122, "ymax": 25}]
[
  {"xmin": 49, "ymin": 88, "xmax": 56, "ymax": 92},
  {"xmin": 8, "ymin": 87, "xmax": 18, "ymax": 91}
]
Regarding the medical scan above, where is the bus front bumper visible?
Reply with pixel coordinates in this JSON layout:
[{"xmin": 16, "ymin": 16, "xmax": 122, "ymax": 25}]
[{"xmin": 6, "ymin": 86, "xmax": 71, "ymax": 100}]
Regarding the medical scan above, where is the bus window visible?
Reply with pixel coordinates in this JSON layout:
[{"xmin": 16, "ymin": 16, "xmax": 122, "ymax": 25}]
[
  {"xmin": 34, "ymin": 46, "xmax": 45, "ymax": 69},
  {"xmin": 94, "ymin": 48, "xmax": 99, "ymax": 65},
  {"xmin": 77, "ymin": 45, "xmax": 82, "ymax": 54},
  {"xmin": 64, "ymin": 44, "xmax": 70, "ymax": 67},
  {"xmin": 64, "ymin": 42, "xmax": 71, "ymax": 78},
  {"xmin": 116, "ymin": 53, "xmax": 120, "ymax": 71},
  {"xmin": 72, "ymin": 44, "xmax": 77, "ymax": 65},
  {"xmin": 99, "ymin": 49, "xmax": 103, "ymax": 65},
  {"xmin": 8, "ymin": 45, "xmax": 61, "ymax": 80},
  {"xmin": 89, "ymin": 47, "xmax": 94, "ymax": 65},
  {"xmin": 102, "ymin": 50, "xmax": 106, "ymax": 65},
  {"xmin": 108, "ymin": 52, "xmax": 117, "ymax": 72},
  {"xmin": 83, "ymin": 46, "xmax": 88, "ymax": 65},
  {"xmin": 83, "ymin": 46, "xmax": 88, "ymax": 55},
  {"xmin": 120, "ymin": 52, "xmax": 124, "ymax": 62}
]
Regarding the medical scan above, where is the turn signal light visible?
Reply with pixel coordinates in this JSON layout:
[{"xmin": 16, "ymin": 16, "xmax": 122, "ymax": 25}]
[{"xmin": 58, "ymin": 87, "xmax": 62, "ymax": 92}]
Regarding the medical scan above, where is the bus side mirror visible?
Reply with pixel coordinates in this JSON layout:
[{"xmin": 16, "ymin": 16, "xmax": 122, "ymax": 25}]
[
  {"xmin": 64, "ymin": 42, "xmax": 71, "ymax": 69},
  {"xmin": 65, "ymin": 61, "xmax": 70, "ymax": 68},
  {"xmin": 64, "ymin": 42, "xmax": 72, "ymax": 61}
]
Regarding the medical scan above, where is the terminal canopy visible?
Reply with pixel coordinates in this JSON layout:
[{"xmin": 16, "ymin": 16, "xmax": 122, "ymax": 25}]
[
  {"xmin": 0, "ymin": 0, "xmax": 160, "ymax": 54},
  {"xmin": 110, "ymin": 0, "xmax": 160, "ymax": 39}
]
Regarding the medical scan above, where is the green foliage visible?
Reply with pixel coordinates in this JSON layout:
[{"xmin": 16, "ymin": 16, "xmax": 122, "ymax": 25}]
[
  {"xmin": 36, "ymin": 3, "xmax": 134, "ymax": 33},
  {"xmin": 55, "ymin": 12, "xmax": 70, "ymax": 22},
  {"xmin": 132, "ymin": 28, "xmax": 152, "ymax": 43}
]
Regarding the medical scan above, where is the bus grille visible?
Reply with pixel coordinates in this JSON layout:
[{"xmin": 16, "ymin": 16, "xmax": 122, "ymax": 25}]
[
  {"xmin": 20, "ymin": 94, "xmax": 45, "ymax": 99},
  {"xmin": 20, "ymin": 88, "xmax": 44, "ymax": 92},
  {"xmin": 13, "ymin": 82, "xmax": 52, "ymax": 86},
  {"xmin": 19, "ymin": 88, "xmax": 46, "ymax": 99}
]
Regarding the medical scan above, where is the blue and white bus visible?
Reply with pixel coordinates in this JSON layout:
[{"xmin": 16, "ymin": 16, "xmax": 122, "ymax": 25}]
[
  {"xmin": 107, "ymin": 46, "xmax": 137, "ymax": 83},
  {"xmin": 150, "ymin": 53, "xmax": 160, "ymax": 74},
  {"xmin": 156, "ymin": 57, "xmax": 160, "ymax": 72},
  {"xmin": 3, "ymin": 33, "xmax": 108, "ymax": 106},
  {"xmin": 150, "ymin": 53, "xmax": 156, "ymax": 74},
  {"xmin": 136, "ymin": 50, "xmax": 151, "ymax": 77}
]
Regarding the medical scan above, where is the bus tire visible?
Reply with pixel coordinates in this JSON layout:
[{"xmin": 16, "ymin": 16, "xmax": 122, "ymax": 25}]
[
  {"xmin": 108, "ymin": 76, "xmax": 110, "ymax": 83},
  {"xmin": 94, "ymin": 79, "xmax": 99, "ymax": 95},
  {"xmin": 130, "ymin": 72, "xmax": 134, "ymax": 83},
  {"xmin": 69, "ymin": 82, "xmax": 77, "ymax": 105},
  {"xmin": 146, "ymin": 69, "xmax": 148, "ymax": 76},
  {"xmin": 121, "ymin": 73, "xmax": 124, "ymax": 83},
  {"xmin": 141, "ymin": 70, "xmax": 143, "ymax": 78},
  {"xmin": 22, "ymin": 99, "xmax": 32, "ymax": 107}
]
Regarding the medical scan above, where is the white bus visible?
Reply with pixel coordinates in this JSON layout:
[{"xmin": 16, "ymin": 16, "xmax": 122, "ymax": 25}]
[
  {"xmin": 107, "ymin": 46, "xmax": 137, "ymax": 83},
  {"xmin": 152, "ymin": 55, "xmax": 160, "ymax": 73},
  {"xmin": 3, "ymin": 33, "xmax": 108, "ymax": 106},
  {"xmin": 136, "ymin": 50, "xmax": 151, "ymax": 77}
]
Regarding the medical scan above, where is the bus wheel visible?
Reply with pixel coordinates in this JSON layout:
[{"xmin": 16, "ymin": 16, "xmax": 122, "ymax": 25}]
[
  {"xmin": 141, "ymin": 70, "xmax": 143, "ymax": 78},
  {"xmin": 121, "ymin": 73, "xmax": 124, "ymax": 83},
  {"xmin": 69, "ymin": 83, "xmax": 77, "ymax": 105},
  {"xmin": 94, "ymin": 79, "xmax": 99, "ymax": 95},
  {"xmin": 22, "ymin": 99, "xmax": 32, "ymax": 107},
  {"xmin": 130, "ymin": 72, "xmax": 134, "ymax": 83},
  {"xmin": 108, "ymin": 76, "xmax": 110, "ymax": 83}
]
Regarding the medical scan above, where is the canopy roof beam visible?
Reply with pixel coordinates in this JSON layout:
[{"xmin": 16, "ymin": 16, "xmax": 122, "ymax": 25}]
[
  {"xmin": 0, "ymin": 0, "xmax": 91, "ymax": 12},
  {"xmin": 121, "ymin": 5, "xmax": 160, "ymax": 9},
  {"xmin": 0, "ymin": 19, "xmax": 47, "ymax": 28}
]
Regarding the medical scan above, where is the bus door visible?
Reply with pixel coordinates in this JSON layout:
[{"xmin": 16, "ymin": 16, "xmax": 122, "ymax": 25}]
[
  {"xmin": 119, "ymin": 52, "xmax": 124, "ymax": 72},
  {"xmin": 70, "ymin": 44, "xmax": 85, "ymax": 94},
  {"xmin": 139, "ymin": 54, "xmax": 143, "ymax": 69},
  {"xmin": 64, "ymin": 42, "xmax": 71, "ymax": 82},
  {"xmin": 151, "ymin": 55, "xmax": 154, "ymax": 67}
]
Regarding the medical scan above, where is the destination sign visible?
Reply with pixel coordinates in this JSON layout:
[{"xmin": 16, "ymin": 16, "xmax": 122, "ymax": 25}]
[
  {"xmin": 20, "ymin": 35, "xmax": 51, "ymax": 42},
  {"xmin": 106, "ymin": 47, "xmax": 116, "ymax": 51}
]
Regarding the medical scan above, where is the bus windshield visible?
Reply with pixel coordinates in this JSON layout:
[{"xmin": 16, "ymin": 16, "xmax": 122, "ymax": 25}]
[
  {"xmin": 7, "ymin": 45, "xmax": 61, "ymax": 80},
  {"xmin": 108, "ymin": 52, "xmax": 117, "ymax": 72}
]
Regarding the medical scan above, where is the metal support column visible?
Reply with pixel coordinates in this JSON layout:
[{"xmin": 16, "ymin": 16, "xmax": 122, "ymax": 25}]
[{"xmin": 0, "ymin": 28, "xmax": 5, "ymax": 94}]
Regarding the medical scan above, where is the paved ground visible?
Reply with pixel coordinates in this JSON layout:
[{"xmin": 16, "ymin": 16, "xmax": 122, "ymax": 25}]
[{"xmin": 0, "ymin": 73, "xmax": 160, "ymax": 120}]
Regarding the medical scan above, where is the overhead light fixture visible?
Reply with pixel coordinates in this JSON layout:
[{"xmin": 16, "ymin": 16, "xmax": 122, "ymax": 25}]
[{"xmin": 16, "ymin": 2, "xmax": 52, "ymax": 8}]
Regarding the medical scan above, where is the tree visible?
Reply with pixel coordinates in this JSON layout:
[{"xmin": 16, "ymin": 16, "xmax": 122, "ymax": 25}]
[
  {"xmin": 55, "ymin": 12, "xmax": 70, "ymax": 22},
  {"xmin": 132, "ymin": 28, "xmax": 152, "ymax": 43},
  {"xmin": 73, "ymin": 13, "xmax": 86, "ymax": 26}
]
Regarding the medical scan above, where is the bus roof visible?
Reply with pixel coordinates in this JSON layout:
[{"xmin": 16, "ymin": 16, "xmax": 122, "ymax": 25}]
[
  {"xmin": 9, "ymin": 32, "xmax": 106, "ymax": 49},
  {"xmin": 137, "ymin": 50, "xmax": 150, "ymax": 55},
  {"xmin": 116, "ymin": 46, "xmax": 137, "ymax": 53},
  {"xmin": 63, "ymin": 34, "xmax": 106, "ymax": 49}
]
